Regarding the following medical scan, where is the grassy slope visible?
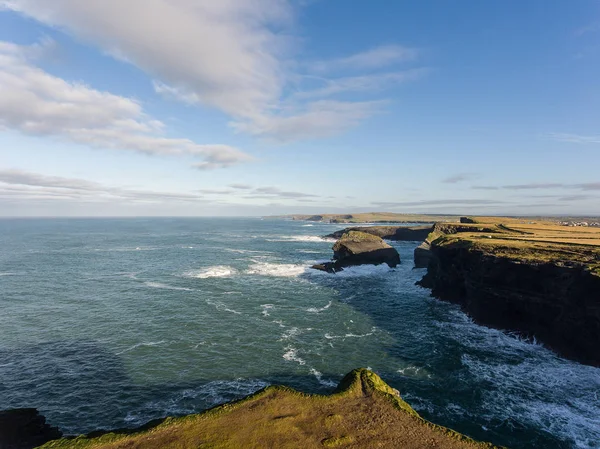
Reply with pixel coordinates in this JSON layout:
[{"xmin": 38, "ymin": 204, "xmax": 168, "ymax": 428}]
[
  {"xmin": 40, "ymin": 369, "xmax": 501, "ymax": 449},
  {"xmin": 429, "ymin": 218, "xmax": 600, "ymax": 276}
]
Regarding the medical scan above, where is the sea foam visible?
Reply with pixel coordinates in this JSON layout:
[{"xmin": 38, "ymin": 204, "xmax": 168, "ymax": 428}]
[{"xmin": 184, "ymin": 266, "xmax": 236, "ymax": 279}]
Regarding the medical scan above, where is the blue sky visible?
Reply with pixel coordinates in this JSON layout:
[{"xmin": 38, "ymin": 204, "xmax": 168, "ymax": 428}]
[{"xmin": 0, "ymin": 0, "xmax": 599, "ymax": 216}]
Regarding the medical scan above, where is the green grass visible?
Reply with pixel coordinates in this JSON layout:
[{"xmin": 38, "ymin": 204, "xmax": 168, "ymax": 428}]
[{"xmin": 40, "ymin": 369, "xmax": 503, "ymax": 449}]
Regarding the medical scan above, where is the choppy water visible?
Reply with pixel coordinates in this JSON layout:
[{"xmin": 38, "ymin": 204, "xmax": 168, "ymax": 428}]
[{"xmin": 0, "ymin": 218, "xmax": 598, "ymax": 449}]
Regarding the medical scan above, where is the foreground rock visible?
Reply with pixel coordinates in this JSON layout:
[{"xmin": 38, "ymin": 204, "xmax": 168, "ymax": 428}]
[
  {"xmin": 0, "ymin": 408, "xmax": 62, "ymax": 449},
  {"xmin": 313, "ymin": 231, "xmax": 400, "ymax": 273},
  {"xmin": 417, "ymin": 221, "xmax": 600, "ymax": 367},
  {"xmin": 326, "ymin": 225, "xmax": 432, "ymax": 241},
  {"xmin": 38, "ymin": 369, "xmax": 501, "ymax": 449}
]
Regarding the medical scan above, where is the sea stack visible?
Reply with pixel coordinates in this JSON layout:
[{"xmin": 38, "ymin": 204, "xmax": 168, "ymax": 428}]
[{"xmin": 312, "ymin": 231, "xmax": 400, "ymax": 273}]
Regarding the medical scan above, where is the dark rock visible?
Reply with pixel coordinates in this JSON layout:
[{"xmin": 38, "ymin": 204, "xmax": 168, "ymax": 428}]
[
  {"xmin": 460, "ymin": 217, "xmax": 477, "ymax": 224},
  {"xmin": 312, "ymin": 231, "xmax": 400, "ymax": 273},
  {"xmin": 418, "ymin": 244, "xmax": 600, "ymax": 367},
  {"xmin": 325, "ymin": 225, "xmax": 432, "ymax": 241},
  {"xmin": 413, "ymin": 241, "xmax": 432, "ymax": 268},
  {"xmin": 0, "ymin": 409, "xmax": 62, "ymax": 449}
]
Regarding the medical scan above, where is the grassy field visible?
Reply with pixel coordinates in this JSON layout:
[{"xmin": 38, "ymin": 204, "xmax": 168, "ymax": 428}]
[
  {"xmin": 428, "ymin": 218, "xmax": 600, "ymax": 275},
  {"xmin": 40, "ymin": 370, "xmax": 500, "ymax": 449}
]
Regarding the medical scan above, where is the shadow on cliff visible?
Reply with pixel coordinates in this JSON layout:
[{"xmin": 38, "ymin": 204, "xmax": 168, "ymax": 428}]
[{"xmin": 299, "ymin": 240, "xmax": 577, "ymax": 449}]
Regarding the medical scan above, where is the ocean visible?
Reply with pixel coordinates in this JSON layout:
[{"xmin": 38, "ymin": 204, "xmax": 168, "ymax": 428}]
[{"xmin": 0, "ymin": 218, "xmax": 598, "ymax": 448}]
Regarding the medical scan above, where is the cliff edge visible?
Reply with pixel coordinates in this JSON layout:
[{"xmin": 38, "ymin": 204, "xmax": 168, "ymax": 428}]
[
  {"xmin": 417, "ymin": 220, "xmax": 600, "ymax": 366},
  {"xmin": 39, "ymin": 369, "xmax": 501, "ymax": 449}
]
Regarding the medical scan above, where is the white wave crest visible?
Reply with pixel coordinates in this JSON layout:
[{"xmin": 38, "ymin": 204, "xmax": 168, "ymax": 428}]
[
  {"xmin": 334, "ymin": 264, "xmax": 394, "ymax": 277},
  {"xmin": 206, "ymin": 299, "xmax": 242, "ymax": 315},
  {"xmin": 260, "ymin": 304, "xmax": 274, "ymax": 317},
  {"xmin": 184, "ymin": 266, "xmax": 236, "ymax": 279},
  {"xmin": 282, "ymin": 346, "xmax": 305, "ymax": 365},
  {"xmin": 246, "ymin": 262, "xmax": 308, "ymax": 277},
  {"xmin": 307, "ymin": 301, "xmax": 332, "ymax": 313},
  {"xmin": 279, "ymin": 327, "xmax": 301, "ymax": 341},
  {"xmin": 144, "ymin": 281, "xmax": 192, "ymax": 291},
  {"xmin": 309, "ymin": 368, "xmax": 337, "ymax": 388},
  {"xmin": 302, "ymin": 224, "xmax": 314, "ymax": 227},
  {"xmin": 266, "ymin": 235, "xmax": 335, "ymax": 243},
  {"xmin": 116, "ymin": 340, "xmax": 166, "ymax": 355}
]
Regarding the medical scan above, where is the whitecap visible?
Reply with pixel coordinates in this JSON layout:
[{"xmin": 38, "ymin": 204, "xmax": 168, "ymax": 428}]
[
  {"xmin": 246, "ymin": 262, "xmax": 307, "ymax": 277},
  {"xmin": 260, "ymin": 304, "xmax": 274, "ymax": 317},
  {"xmin": 144, "ymin": 281, "xmax": 193, "ymax": 291},
  {"xmin": 266, "ymin": 235, "xmax": 335, "ymax": 243},
  {"xmin": 327, "ymin": 264, "xmax": 394, "ymax": 277},
  {"xmin": 206, "ymin": 299, "xmax": 242, "ymax": 315},
  {"xmin": 279, "ymin": 327, "xmax": 301, "ymax": 341},
  {"xmin": 309, "ymin": 368, "xmax": 337, "ymax": 387},
  {"xmin": 307, "ymin": 301, "xmax": 333, "ymax": 313},
  {"xmin": 184, "ymin": 266, "xmax": 236, "ymax": 279},
  {"xmin": 282, "ymin": 346, "xmax": 306, "ymax": 365},
  {"xmin": 116, "ymin": 340, "xmax": 166, "ymax": 355},
  {"xmin": 302, "ymin": 224, "xmax": 314, "ymax": 227}
]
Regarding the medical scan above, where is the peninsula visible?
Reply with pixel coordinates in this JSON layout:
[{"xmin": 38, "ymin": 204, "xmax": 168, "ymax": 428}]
[{"xmin": 35, "ymin": 369, "xmax": 500, "ymax": 449}]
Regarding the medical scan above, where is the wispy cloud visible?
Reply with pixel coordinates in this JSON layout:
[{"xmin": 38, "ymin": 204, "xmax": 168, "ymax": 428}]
[
  {"xmin": 250, "ymin": 186, "xmax": 318, "ymax": 199},
  {"xmin": 3, "ymin": 2, "xmax": 426, "ymax": 143},
  {"xmin": 229, "ymin": 183, "xmax": 253, "ymax": 190},
  {"xmin": 549, "ymin": 133, "xmax": 600, "ymax": 144},
  {"xmin": 292, "ymin": 69, "xmax": 429, "ymax": 100},
  {"xmin": 0, "ymin": 169, "xmax": 212, "ymax": 203},
  {"xmin": 0, "ymin": 40, "xmax": 251, "ymax": 169},
  {"xmin": 442, "ymin": 173, "xmax": 478, "ymax": 184},
  {"xmin": 309, "ymin": 45, "xmax": 418, "ymax": 73},
  {"xmin": 472, "ymin": 182, "xmax": 600, "ymax": 192},
  {"xmin": 371, "ymin": 199, "xmax": 504, "ymax": 208},
  {"xmin": 502, "ymin": 183, "xmax": 565, "ymax": 190},
  {"xmin": 575, "ymin": 21, "xmax": 600, "ymax": 37}
]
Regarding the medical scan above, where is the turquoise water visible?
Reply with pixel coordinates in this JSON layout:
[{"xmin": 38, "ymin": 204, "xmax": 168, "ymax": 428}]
[{"xmin": 0, "ymin": 218, "xmax": 598, "ymax": 448}]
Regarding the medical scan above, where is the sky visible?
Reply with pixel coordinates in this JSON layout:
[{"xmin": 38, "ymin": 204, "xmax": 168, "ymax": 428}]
[{"xmin": 1, "ymin": 0, "xmax": 599, "ymax": 217}]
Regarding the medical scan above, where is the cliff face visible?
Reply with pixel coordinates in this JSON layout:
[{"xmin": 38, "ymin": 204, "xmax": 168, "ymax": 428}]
[
  {"xmin": 0, "ymin": 409, "xmax": 62, "ymax": 449},
  {"xmin": 419, "ymin": 243, "xmax": 600, "ymax": 367}
]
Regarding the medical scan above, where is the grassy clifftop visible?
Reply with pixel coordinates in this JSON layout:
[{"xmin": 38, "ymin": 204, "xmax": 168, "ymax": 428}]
[
  {"xmin": 41, "ymin": 369, "xmax": 501, "ymax": 449},
  {"xmin": 426, "ymin": 219, "xmax": 600, "ymax": 276}
]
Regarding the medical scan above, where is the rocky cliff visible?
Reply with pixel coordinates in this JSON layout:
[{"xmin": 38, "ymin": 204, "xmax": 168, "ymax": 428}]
[
  {"xmin": 313, "ymin": 231, "xmax": 400, "ymax": 273},
  {"xmin": 0, "ymin": 409, "xmax": 62, "ymax": 449},
  {"xmin": 418, "ymin": 223, "xmax": 600, "ymax": 367}
]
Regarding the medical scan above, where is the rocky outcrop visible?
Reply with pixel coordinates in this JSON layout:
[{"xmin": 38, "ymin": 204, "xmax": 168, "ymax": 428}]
[
  {"xmin": 418, "ymin": 241, "xmax": 600, "ymax": 367},
  {"xmin": 313, "ymin": 231, "xmax": 400, "ymax": 273},
  {"xmin": 414, "ymin": 241, "xmax": 432, "ymax": 268},
  {"xmin": 325, "ymin": 225, "xmax": 432, "ymax": 241},
  {"xmin": 0, "ymin": 409, "xmax": 62, "ymax": 449}
]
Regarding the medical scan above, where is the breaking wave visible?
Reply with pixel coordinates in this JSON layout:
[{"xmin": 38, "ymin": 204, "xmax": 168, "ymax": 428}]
[{"xmin": 184, "ymin": 266, "xmax": 236, "ymax": 279}]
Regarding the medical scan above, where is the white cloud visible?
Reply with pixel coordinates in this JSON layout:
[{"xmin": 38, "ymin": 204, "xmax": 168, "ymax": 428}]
[
  {"xmin": 2, "ymin": 0, "xmax": 290, "ymax": 119},
  {"xmin": 310, "ymin": 45, "xmax": 418, "ymax": 73},
  {"xmin": 0, "ymin": 40, "xmax": 251, "ymax": 168},
  {"xmin": 3, "ymin": 1, "xmax": 426, "ymax": 143},
  {"xmin": 0, "ymin": 168, "xmax": 213, "ymax": 203},
  {"xmin": 232, "ymin": 100, "xmax": 385, "ymax": 142},
  {"xmin": 292, "ymin": 69, "xmax": 428, "ymax": 100}
]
